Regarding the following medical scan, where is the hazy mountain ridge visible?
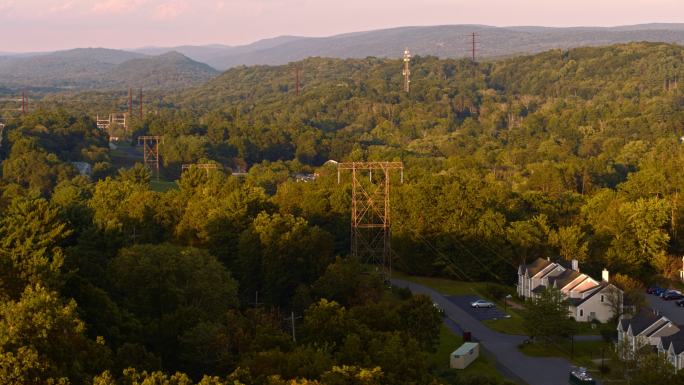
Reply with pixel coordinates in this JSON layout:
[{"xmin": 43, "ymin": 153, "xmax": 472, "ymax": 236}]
[
  {"xmin": 4, "ymin": 23, "xmax": 684, "ymax": 90},
  {"xmin": 198, "ymin": 24, "xmax": 684, "ymax": 69},
  {"xmin": 0, "ymin": 48, "xmax": 217, "ymax": 90}
]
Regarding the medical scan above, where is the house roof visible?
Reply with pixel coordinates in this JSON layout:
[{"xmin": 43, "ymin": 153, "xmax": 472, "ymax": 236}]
[
  {"xmin": 619, "ymin": 318, "xmax": 630, "ymax": 332},
  {"xmin": 549, "ymin": 269, "xmax": 581, "ymax": 289},
  {"xmin": 625, "ymin": 309, "xmax": 666, "ymax": 336},
  {"xmin": 524, "ymin": 258, "xmax": 552, "ymax": 277},
  {"xmin": 661, "ymin": 330, "xmax": 684, "ymax": 354},
  {"xmin": 574, "ymin": 282, "xmax": 613, "ymax": 307},
  {"xmin": 531, "ymin": 285, "xmax": 546, "ymax": 294}
]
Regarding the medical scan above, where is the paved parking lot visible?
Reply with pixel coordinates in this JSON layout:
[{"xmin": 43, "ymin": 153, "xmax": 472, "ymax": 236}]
[
  {"xmin": 446, "ymin": 295, "xmax": 510, "ymax": 321},
  {"xmin": 647, "ymin": 294, "xmax": 684, "ymax": 324}
]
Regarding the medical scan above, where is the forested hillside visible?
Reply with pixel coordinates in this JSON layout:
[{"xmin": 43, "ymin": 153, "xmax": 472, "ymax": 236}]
[
  {"xmin": 0, "ymin": 49, "xmax": 217, "ymax": 91},
  {"xmin": 1, "ymin": 42, "xmax": 684, "ymax": 384}
]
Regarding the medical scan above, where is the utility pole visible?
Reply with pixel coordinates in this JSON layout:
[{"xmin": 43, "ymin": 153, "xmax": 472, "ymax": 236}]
[
  {"xmin": 471, "ymin": 32, "xmax": 479, "ymax": 63},
  {"xmin": 337, "ymin": 162, "xmax": 404, "ymax": 282},
  {"xmin": 284, "ymin": 311, "xmax": 302, "ymax": 342},
  {"xmin": 250, "ymin": 291, "xmax": 263, "ymax": 308},
  {"xmin": 402, "ymin": 48, "xmax": 411, "ymax": 93},
  {"xmin": 294, "ymin": 64, "xmax": 302, "ymax": 96}
]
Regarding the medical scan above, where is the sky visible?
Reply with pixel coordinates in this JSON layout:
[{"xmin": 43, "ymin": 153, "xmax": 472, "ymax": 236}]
[{"xmin": 0, "ymin": 0, "xmax": 683, "ymax": 52}]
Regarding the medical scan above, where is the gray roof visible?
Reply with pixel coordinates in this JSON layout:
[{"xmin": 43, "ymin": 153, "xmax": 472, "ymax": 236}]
[
  {"xmin": 662, "ymin": 330, "xmax": 684, "ymax": 354},
  {"xmin": 524, "ymin": 258, "xmax": 552, "ymax": 277},
  {"xmin": 625, "ymin": 309, "xmax": 664, "ymax": 336},
  {"xmin": 549, "ymin": 269, "xmax": 581, "ymax": 289},
  {"xmin": 532, "ymin": 285, "xmax": 546, "ymax": 294}
]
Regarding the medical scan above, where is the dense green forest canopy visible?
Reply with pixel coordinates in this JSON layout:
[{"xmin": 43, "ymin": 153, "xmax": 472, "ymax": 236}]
[{"xmin": 0, "ymin": 41, "xmax": 684, "ymax": 384}]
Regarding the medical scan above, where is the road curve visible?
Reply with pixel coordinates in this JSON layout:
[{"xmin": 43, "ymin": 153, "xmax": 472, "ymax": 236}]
[{"xmin": 392, "ymin": 278, "xmax": 578, "ymax": 385}]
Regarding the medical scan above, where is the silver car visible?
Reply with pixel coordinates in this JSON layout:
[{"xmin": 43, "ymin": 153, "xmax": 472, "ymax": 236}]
[{"xmin": 470, "ymin": 299, "xmax": 494, "ymax": 308}]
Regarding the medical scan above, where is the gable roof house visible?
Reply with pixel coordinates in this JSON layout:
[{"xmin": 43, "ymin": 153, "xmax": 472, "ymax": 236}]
[
  {"xmin": 618, "ymin": 310, "xmax": 679, "ymax": 357},
  {"xmin": 658, "ymin": 330, "xmax": 684, "ymax": 370},
  {"xmin": 518, "ymin": 258, "xmax": 623, "ymax": 322}
]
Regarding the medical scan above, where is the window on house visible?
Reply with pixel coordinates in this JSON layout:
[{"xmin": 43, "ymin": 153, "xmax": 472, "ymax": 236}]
[
  {"xmin": 601, "ymin": 295, "xmax": 604, "ymax": 303},
  {"xmin": 579, "ymin": 309, "xmax": 584, "ymax": 317}
]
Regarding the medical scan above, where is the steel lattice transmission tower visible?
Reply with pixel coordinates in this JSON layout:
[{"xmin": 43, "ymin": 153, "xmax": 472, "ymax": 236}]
[
  {"xmin": 338, "ymin": 162, "xmax": 404, "ymax": 280},
  {"xmin": 138, "ymin": 136, "xmax": 163, "ymax": 180},
  {"xmin": 402, "ymin": 48, "xmax": 411, "ymax": 93}
]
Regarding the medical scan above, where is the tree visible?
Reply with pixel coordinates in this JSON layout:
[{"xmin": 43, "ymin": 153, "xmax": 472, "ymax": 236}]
[
  {"xmin": 548, "ymin": 225, "xmax": 588, "ymax": 262},
  {"xmin": 606, "ymin": 197, "xmax": 670, "ymax": 276},
  {"xmin": 521, "ymin": 287, "xmax": 576, "ymax": 343},
  {"xmin": 108, "ymin": 243, "xmax": 239, "ymax": 371},
  {"xmin": 237, "ymin": 213, "xmax": 334, "ymax": 306},
  {"xmin": 0, "ymin": 196, "xmax": 71, "ymax": 298},
  {"xmin": 396, "ymin": 295, "xmax": 442, "ymax": 352},
  {"xmin": 0, "ymin": 285, "xmax": 109, "ymax": 385}
]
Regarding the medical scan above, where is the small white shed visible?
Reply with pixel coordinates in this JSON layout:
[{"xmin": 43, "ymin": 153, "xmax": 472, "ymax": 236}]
[{"xmin": 450, "ymin": 342, "xmax": 479, "ymax": 369}]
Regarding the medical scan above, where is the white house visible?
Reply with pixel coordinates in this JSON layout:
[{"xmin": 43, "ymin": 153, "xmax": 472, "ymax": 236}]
[
  {"xmin": 517, "ymin": 257, "xmax": 622, "ymax": 322},
  {"xmin": 618, "ymin": 310, "xmax": 679, "ymax": 356},
  {"xmin": 657, "ymin": 330, "xmax": 684, "ymax": 371}
]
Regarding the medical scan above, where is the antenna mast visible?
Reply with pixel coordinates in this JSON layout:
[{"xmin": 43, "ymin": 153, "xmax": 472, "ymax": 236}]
[{"xmin": 402, "ymin": 48, "xmax": 411, "ymax": 93}]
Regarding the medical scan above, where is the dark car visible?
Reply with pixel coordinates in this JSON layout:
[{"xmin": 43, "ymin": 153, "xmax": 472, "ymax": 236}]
[
  {"xmin": 654, "ymin": 287, "xmax": 667, "ymax": 296},
  {"xmin": 648, "ymin": 286, "xmax": 663, "ymax": 294},
  {"xmin": 664, "ymin": 291, "xmax": 683, "ymax": 301},
  {"xmin": 676, "ymin": 299, "xmax": 684, "ymax": 307}
]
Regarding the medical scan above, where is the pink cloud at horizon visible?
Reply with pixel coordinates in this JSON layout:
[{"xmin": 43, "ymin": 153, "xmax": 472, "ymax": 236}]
[{"xmin": 0, "ymin": 0, "xmax": 683, "ymax": 52}]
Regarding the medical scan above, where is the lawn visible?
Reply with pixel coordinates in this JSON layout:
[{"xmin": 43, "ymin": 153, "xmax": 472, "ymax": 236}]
[
  {"xmin": 392, "ymin": 271, "xmax": 490, "ymax": 296},
  {"xmin": 519, "ymin": 339, "xmax": 610, "ymax": 368},
  {"xmin": 393, "ymin": 272, "xmax": 529, "ymax": 335},
  {"xmin": 430, "ymin": 324, "xmax": 507, "ymax": 381}
]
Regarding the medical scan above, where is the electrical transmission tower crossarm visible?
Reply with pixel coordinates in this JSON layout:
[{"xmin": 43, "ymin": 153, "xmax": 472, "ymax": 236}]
[
  {"xmin": 138, "ymin": 135, "xmax": 163, "ymax": 180},
  {"xmin": 181, "ymin": 163, "xmax": 218, "ymax": 176},
  {"xmin": 337, "ymin": 162, "xmax": 403, "ymax": 281}
]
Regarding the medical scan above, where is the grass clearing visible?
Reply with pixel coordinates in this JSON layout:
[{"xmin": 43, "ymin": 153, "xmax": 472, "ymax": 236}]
[
  {"xmin": 519, "ymin": 339, "xmax": 610, "ymax": 368},
  {"xmin": 392, "ymin": 271, "xmax": 490, "ymax": 296},
  {"xmin": 430, "ymin": 324, "xmax": 506, "ymax": 381}
]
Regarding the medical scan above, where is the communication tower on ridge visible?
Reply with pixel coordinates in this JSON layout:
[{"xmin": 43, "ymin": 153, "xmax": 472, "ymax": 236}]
[{"xmin": 402, "ymin": 48, "xmax": 411, "ymax": 93}]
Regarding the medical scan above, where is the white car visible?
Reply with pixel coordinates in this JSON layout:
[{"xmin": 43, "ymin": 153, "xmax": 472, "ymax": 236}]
[{"xmin": 470, "ymin": 300, "xmax": 494, "ymax": 308}]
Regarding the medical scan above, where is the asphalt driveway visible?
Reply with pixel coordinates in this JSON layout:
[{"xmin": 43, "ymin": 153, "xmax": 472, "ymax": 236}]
[
  {"xmin": 392, "ymin": 278, "xmax": 593, "ymax": 385},
  {"xmin": 447, "ymin": 295, "xmax": 510, "ymax": 321}
]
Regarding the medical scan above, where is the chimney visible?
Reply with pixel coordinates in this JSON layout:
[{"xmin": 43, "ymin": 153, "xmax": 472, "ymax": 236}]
[
  {"xmin": 571, "ymin": 259, "xmax": 579, "ymax": 272},
  {"xmin": 602, "ymin": 268, "xmax": 609, "ymax": 283}
]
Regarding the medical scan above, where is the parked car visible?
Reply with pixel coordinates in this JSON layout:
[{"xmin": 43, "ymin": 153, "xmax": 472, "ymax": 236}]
[
  {"xmin": 664, "ymin": 292, "xmax": 683, "ymax": 301},
  {"xmin": 470, "ymin": 300, "xmax": 494, "ymax": 308},
  {"xmin": 660, "ymin": 289, "xmax": 676, "ymax": 298},
  {"xmin": 654, "ymin": 287, "xmax": 668, "ymax": 296},
  {"xmin": 647, "ymin": 286, "xmax": 663, "ymax": 294},
  {"xmin": 676, "ymin": 299, "xmax": 684, "ymax": 307}
]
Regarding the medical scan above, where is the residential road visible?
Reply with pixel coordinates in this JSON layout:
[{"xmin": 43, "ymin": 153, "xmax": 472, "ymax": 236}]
[{"xmin": 392, "ymin": 278, "xmax": 594, "ymax": 385}]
